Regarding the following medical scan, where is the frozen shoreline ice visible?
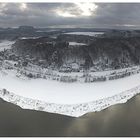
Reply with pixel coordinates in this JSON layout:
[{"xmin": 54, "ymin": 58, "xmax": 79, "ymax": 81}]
[{"xmin": 0, "ymin": 85, "xmax": 139, "ymax": 117}]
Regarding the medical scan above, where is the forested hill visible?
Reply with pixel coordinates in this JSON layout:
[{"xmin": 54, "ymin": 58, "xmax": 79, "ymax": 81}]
[{"xmin": 11, "ymin": 31, "xmax": 140, "ymax": 71}]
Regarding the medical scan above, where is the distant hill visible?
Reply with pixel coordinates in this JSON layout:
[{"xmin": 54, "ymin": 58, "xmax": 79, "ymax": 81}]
[{"xmin": 12, "ymin": 30, "xmax": 140, "ymax": 71}]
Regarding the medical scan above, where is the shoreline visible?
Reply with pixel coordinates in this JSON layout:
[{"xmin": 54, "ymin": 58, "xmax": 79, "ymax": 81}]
[{"xmin": 0, "ymin": 85, "xmax": 139, "ymax": 117}]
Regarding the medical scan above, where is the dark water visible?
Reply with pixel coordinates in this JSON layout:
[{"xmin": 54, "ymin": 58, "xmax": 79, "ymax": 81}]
[{"xmin": 0, "ymin": 95, "xmax": 140, "ymax": 137}]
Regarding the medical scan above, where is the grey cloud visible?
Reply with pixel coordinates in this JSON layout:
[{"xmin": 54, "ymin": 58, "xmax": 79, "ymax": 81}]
[{"xmin": 0, "ymin": 3, "xmax": 140, "ymax": 28}]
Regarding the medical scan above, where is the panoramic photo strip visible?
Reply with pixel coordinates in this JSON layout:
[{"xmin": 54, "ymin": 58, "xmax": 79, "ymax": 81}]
[{"xmin": 0, "ymin": 1, "xmax": 140, "ymax": 137}]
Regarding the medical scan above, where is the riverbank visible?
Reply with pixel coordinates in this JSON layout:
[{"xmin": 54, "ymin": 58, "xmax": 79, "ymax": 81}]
[{"xmin": 0, "ymin": 94, "xmax": 140, "ymax": 136}]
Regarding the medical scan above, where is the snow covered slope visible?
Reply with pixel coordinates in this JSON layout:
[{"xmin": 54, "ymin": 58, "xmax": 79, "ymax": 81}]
[
  {"xmin": 1, "ymin": 69, "xmax": 140, "ymax": 104},
  {"xmin": 0, "ymin": 68, "xmax": 140, "ymax": 117},
  {"xmin": 0, "ymin": 81, "xmax": 139, "ymax": 117}
]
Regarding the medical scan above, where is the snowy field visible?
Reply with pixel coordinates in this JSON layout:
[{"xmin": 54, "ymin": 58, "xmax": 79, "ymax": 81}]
[
  {"xmin": 0, "ymin": 68, "xmax": 140, "ymax": 117},
  {"xmin": 69, "ymin": 42, "xmax": 86, "ymax": 46},
  {"xmin": 20, "ymin": 37, "xmax": 42, "ymax": 40},
  {"xmin": 0, "ymin": 69, "xmax": 140, "ymax": 105},
  {"xmin": 0, "ymin": 40, "xmax": 15, "ymax": 51},
  {"xmin": 64, "ymin": 32, "xmax": 104, "ymax": 36},
  {"xmin": 36, "ymin": 29, "xmax": 59, "ymax": 32}
]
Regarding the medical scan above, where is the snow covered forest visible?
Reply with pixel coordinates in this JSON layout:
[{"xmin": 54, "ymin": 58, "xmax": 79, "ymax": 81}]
[
  {"xmin": 1, "ymin": 39, "xmax": 140, "ymax": 83},
  {"xmin": 1, "ymin": 58, "xmax": 140, "ymax": 83}
]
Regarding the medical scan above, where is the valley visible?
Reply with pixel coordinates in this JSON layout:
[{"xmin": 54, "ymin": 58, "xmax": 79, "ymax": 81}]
[{"xmin": 1, "ymin": 28, "xmax": 140, "ymax": 117}]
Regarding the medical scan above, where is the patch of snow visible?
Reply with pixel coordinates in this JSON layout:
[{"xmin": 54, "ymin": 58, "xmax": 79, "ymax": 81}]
[
  {"xmin": 69, "ymin": 42, "xmax": 86, "ymax": 46},
  {"xmin": 71, "ymin": 63, "xmax": 79, "ymax": 69},
  {"xmin": 20, "ymin": 37, "xmax": 42, "ymax": 40},
  {"xmin": 0, "ymin": 40, "xmax": 15, "ymax": 52},
  {"xmin": 36, "ymin": 30, "xmax": 59, "ymax": 32},
  {"xmin": 64, "ymin": 32, "xmax": 104, "ymax": 36}
]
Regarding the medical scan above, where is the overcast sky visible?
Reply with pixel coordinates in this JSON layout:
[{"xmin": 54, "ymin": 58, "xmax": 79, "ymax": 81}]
[{"xmin": 0, "ymin": 3, "xmax": 140, "ymax": 29}]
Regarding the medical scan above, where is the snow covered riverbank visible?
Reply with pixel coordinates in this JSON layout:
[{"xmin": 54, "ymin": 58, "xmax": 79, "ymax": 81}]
[
  {"xmin": 1, "ymin": 69, "xmax": 140, "ymax": 104},
  {"xmin": 0, "ymin": 68, "xmax": 140, "ymax": 117},
  {"xmin": 0, "ymin": 84, "xmax": 139, "ymax": 117}
]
